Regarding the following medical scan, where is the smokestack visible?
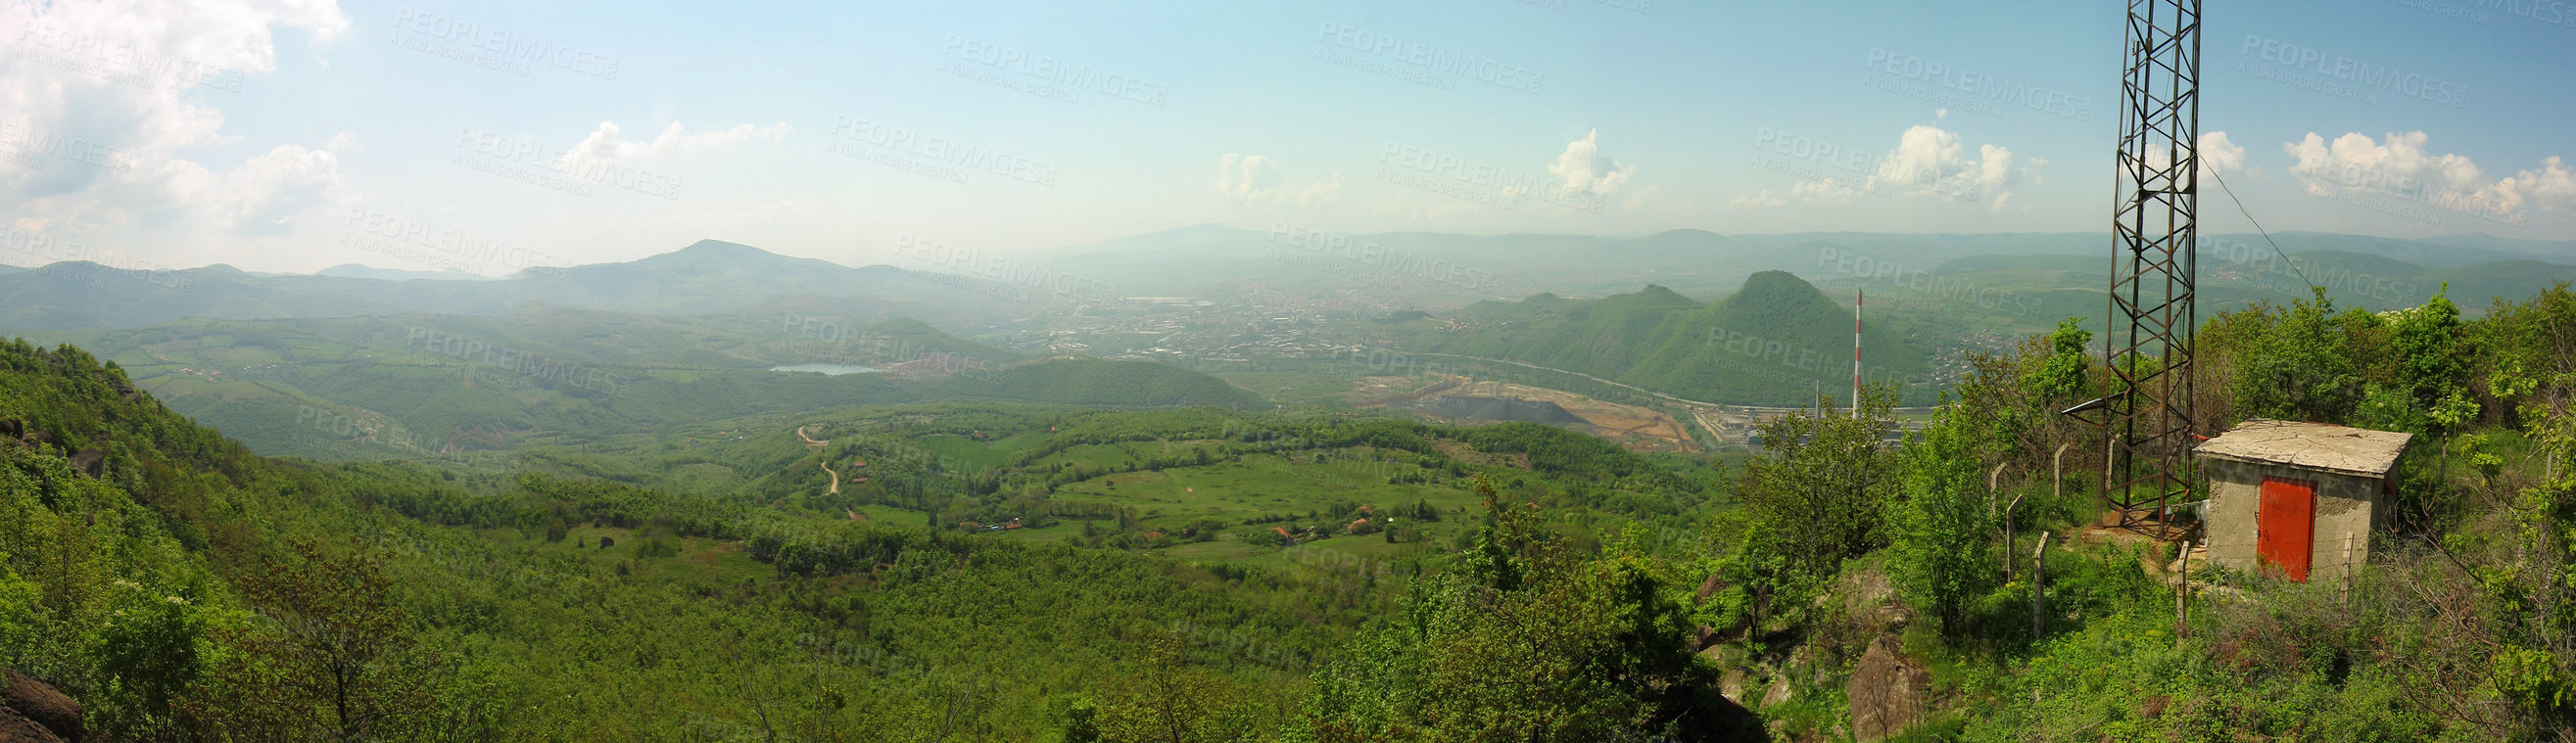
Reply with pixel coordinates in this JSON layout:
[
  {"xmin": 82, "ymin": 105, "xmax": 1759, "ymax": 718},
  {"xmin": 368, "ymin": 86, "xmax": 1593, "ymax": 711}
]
[{"xmin": 1853, "ymin": 289, "xmax": 1863, "ymax": 420}]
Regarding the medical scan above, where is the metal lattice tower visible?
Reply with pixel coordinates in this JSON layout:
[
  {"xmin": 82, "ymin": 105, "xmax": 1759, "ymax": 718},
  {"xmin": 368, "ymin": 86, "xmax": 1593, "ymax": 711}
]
[{"xmin": 2100, "ymin": 0, "xmax": 2202, "ymax": 535}]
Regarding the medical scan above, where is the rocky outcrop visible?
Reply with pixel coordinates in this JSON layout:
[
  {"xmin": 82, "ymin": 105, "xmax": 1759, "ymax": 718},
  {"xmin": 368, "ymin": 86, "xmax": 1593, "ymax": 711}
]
[
  {"xmin": 0, "ymin": 705, "xmax": 64, "ymax": 743},
  {"xmin": 1845, "ymin": 634, "xmax": 1929, "ymax": 743},
  {"xmin": 68, "ymin": 450, "xmax": 103, "ymax": 478},
  {"xmin": 1, "ymin": 671, "xmax": 78, "ymax": 742}
]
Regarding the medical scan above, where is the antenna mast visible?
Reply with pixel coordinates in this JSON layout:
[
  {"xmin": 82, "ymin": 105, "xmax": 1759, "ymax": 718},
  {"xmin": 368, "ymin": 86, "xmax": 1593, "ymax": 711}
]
[{"xmin": 2092, "ymin": 0, "xmax": 2203, "ymax": 538}]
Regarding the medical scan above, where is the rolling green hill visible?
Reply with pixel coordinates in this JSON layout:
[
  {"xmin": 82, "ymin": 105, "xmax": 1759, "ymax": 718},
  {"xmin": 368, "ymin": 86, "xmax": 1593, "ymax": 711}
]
[
  {"xmin": 1403, "ymin": 272, "xmax": 1935, "ymax": 405},
  {"xmin": 38, "ymin": 309, "xmax": 1253, "ymax": 459}
]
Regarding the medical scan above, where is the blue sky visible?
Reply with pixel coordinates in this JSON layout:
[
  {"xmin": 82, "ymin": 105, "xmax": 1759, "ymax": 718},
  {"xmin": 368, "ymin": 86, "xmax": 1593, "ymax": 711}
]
[{"xmin": 3, "ymin": 0, "xmax": 2572, "ymax": 275}]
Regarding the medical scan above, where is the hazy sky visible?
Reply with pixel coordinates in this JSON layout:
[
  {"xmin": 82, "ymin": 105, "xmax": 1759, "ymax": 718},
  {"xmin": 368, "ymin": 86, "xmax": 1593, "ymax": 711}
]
[{"xmin": 4, "ymin": 0, "xmax": 2572, "ymax": 276}]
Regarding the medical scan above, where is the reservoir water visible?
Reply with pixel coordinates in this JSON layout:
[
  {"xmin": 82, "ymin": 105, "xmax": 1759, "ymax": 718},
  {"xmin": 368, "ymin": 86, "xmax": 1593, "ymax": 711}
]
[{"xmin": 768, "ymin": 363, "xmax": 883, "ymax": 375}]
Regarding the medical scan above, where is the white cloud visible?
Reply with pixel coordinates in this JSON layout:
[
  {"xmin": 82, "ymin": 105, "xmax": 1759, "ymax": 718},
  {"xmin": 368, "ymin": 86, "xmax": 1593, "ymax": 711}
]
[
  {"xmin": 1295, "ymin": 175, "xmax": 1343, "ymax": 209},
  {"xmin": 0, "ymin": 0, "xmax": 354, "ymax": 250},
  {"xmin": 1547, "ymin": 129, "xmax": 1635, "ymax": 195},
  {"xmin": 1867, "ymin": 124, "xmax": 2020, "ymax": 199},
  {"xmin": 1726, "ymin": 189, "xmax": 1787, "ymax": 209},
  {"xmin": 1727, "ymin": 177, "xmax": 1865, "ymax": 209},
  {"xmin": 2510, "ymin": 157, "xmax": 2576, "ymax": 215},
  {"xmin": 1216, "ymin": 153, "xmax": 1281, "ymax": 199},
  {"xmin": 2281, "ymin": 131, "xmax": 2563, "ymax": 221},
  {"xmin": 557, "ymin": 121, "xmax": 791, "ymax": 167},
  {"xmin": 1622, "ymin": 183, "xmax": 1660, "ymax": 211},
  {"xmin": 2199, "ymin": 132, "xmax": 2249, "ymax": 177},
  {"xmin": 1791, "ymin": 178, "xmax": 1861, "ymax": 204}
]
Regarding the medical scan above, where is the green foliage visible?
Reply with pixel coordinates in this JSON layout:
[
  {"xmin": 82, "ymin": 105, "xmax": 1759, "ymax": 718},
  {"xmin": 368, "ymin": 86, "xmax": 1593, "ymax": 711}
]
[
  {"xmin": 1295, "ymin": 481, "xmax": 1742, "ymax": 742},
  {"xmin": 2232, "ymin": 289, "xmax": 2364, "ymax": 422},
  {"xmin": 1886, "ymin": 404, "xmax": 2000, "ymax": 635},
  {"xmin": 1407, "ymin": 273, "xmax": 1938, "ymax": 405},
  {"xmin": 2023, "ymin": 317, "xmax": 2093, "ymax": 403},
  {"xmin": 1731, "ymin": 386, "xmax": 1903, "ymax": 608}
]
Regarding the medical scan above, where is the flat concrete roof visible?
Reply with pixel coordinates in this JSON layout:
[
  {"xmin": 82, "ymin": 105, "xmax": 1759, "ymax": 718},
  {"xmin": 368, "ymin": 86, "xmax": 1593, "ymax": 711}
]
[{"xmin": 2194, "ymin": 419, "xmax": 2412, "ymax": 478}]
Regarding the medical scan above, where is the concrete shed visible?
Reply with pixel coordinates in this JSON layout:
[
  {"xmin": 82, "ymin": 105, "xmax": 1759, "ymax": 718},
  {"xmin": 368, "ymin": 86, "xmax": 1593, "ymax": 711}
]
[{"xmin": 2193, "ymin": 420, "xmax": 2411, "ymax": 583}]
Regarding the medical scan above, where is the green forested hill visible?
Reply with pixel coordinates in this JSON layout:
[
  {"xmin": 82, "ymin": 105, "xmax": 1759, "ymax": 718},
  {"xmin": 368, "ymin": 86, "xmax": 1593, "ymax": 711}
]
[
  {"xmin": 44, "ymin": 312, "xmax": 1248, "ymax": 458},
  {"xmin": 1406, "ymin": 272, "xmax": 1934, "ymax": 404},
  {"xmin": 0, "ymin": 340, "xmax": 1343, "ymax": 739}
]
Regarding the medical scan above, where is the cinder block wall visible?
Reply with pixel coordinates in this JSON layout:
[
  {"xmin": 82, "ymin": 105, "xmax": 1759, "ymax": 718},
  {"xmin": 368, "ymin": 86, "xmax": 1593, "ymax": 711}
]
[{"xmin": 2200, "ymin": 458, "xmax": 2378, "ymax": 582}]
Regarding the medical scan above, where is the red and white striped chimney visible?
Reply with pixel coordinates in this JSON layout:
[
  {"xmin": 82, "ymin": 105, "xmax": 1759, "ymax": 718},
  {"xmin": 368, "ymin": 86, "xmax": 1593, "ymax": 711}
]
[{"xmin": 1852, "ymin": 289, "xmax": 1863, "ymax": 420}]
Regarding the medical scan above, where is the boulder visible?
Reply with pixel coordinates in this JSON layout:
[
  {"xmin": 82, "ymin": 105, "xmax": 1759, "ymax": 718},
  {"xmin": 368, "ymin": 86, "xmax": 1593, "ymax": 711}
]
[
  {"xmin": 68, "ymin": 450, "xmax": 104, "ymax": 478},
  {"xmin": 1, "ymin": 671, "xmax": 78, "ymax": 743},
  {"xmin": 1845, "ymin": 634, "xmax": 1929, "ymax": 743},
  {"xmin": 1760, "ymin": 674, "xmax": 1792, "ymax": 709},
  {"xmin": 0, "ymin": 706, "xmax": 63, "ymax": 743}
]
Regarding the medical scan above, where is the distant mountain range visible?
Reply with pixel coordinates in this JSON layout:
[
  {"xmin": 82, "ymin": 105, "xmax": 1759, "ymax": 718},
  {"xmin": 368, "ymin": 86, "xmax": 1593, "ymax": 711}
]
[
  {"xmin": 2, "ymin": 230, "xmax": 2566, "ymax": 334},
  {"xmin": 1013, "ymin": 225, "xmax": 2576, "ymax": 313},
  {"xmin": 0, "ymin": 240, "xmax": 1038, "ymax": 331}
]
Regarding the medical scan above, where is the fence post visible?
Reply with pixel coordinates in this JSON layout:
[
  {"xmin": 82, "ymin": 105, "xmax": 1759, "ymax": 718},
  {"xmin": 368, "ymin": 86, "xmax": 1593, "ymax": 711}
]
[
  {"xmin": 2175, "ymin": 539, "xmax": 2192, "ymax": 638},
  {"xmin": 2054, "ymin": 443, "xmax": 2070, "ymax": 502},
  {"xmin": 2340, "ymin": 532, "xmax": 2355, "ymax": 606},
  {"xmin": 1992, "ymin": 462, "xmax": 2014, "ymax": 581},
  {"xmin": 2032, "ymin": 532, "xmax": 2050, "ymax": 637}
]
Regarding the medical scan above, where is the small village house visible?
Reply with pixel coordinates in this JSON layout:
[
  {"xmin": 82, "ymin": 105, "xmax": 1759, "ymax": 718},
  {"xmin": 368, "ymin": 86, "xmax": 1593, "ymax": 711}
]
[{"xmin": 2193, "ymin": 420, "xmax": 2411, "ymax": 583}]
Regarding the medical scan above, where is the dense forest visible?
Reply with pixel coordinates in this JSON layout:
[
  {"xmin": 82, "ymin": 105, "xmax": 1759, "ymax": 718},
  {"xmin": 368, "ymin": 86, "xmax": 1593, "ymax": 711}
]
[{"xmin": 0, "ymin": 282, "xmax": 2571, "ymax": 740}]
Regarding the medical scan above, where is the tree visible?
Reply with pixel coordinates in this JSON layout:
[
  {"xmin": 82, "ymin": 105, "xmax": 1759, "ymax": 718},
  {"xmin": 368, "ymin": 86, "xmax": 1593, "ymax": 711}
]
[
  {"xmin": 207, "ymin": 539, "xmax": 449, "ymax": 741},
  {"xmin": 1298, "ymin": 479, "xmax": 1742, "ymax": 741},
  {"xmin": 1733, "ymin": 386, "xmax": 1903, "ymax": 593},
  {"xmin": 1885, "ymin": 404, "xmax": 2000, "ymax": 635},
  {"xmin": 2235, "ymin": 289, "xmax": 2363, "ymax": 422}
]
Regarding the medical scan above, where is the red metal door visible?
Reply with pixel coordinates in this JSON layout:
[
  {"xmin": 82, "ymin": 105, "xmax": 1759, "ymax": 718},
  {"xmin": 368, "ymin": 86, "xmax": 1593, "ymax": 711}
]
[{"xmin": 2257, "ymin": 476, "xmax": 2316, "ymax": 582}]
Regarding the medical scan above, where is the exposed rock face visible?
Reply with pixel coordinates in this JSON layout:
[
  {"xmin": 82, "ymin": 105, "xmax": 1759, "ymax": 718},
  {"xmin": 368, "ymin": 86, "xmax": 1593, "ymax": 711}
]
[
  {"xmin": 1846, "ymin": 634, "xmax": 1929, "ymax": 743},
  {"xmin": 0, "ymin": 706, "xmax": 64, "ymax": 743},
  {"xmin": 68, "ymin": 450, "xmax": 103, "ymax": 478},
  {"xmin": 1, "ymin": 671, "xmax": 78, "ymax": 742}
]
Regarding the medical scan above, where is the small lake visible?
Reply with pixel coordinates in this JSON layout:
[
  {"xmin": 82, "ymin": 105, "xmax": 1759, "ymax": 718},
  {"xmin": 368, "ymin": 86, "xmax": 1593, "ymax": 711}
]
[{"xmin": 767, "ymin": 363, "xmax": 883, "ymax": 375}]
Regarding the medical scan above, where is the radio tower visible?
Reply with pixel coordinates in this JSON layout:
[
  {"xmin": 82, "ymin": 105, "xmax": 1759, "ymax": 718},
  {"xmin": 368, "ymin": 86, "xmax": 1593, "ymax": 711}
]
[{"xmin": 2090, "ymin": 0, "xmax": 2203, "ymax": 537}]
